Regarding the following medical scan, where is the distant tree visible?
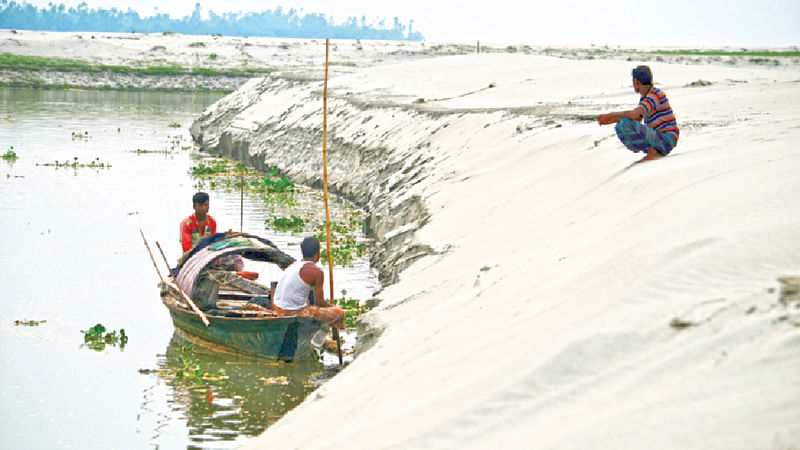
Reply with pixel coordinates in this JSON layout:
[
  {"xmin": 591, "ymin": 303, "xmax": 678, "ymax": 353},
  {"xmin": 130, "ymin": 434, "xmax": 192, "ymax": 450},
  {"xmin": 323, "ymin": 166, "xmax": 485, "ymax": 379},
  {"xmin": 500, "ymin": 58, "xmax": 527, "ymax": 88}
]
[{"xmin": 0, "ymin": 0, "xmax": 424, "ymax": 41}]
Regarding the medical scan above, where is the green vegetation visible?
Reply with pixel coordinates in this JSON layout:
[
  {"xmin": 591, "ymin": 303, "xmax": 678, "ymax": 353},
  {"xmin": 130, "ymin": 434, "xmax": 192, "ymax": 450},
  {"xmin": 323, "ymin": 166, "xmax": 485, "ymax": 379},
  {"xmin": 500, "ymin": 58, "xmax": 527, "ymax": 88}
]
[
  {"xmin": 191, "ymin": 162, "xmax": 295, "ymax": 194},
  {"xmin": 131, "ymin": 148, "xmax": 173, "ymax": 155},
  {"xmin": 2, "ymin": 146, "xmax": 18, "ymax": 161},
  {"xmin": 209, "ymin": 53, "xmax": 218, "ymax": 60},
  {"xmin": 268, "ymin": 215, "xmax": 305, "ymax": 233},
  {"xmin": 81, "ymin": 323, "xmax": 128, "ymax": 351},
  {"xmin": 0, "ymin": 53, "xmax": 275, "ymax": 78},
  {"xmin": 647, "ymin": 49, "xmax": 800, "ymax": 57},
  {"xmin": 314, "ymin": 210, "xmax": 366, "ymax": 266},
  {"xmin": 14, "ymin": 319, "xmax": 45, "ymax": 326},
  {"xmin": 38, "ymin": 156, "xmax": 111, "ymax": 169},
  {"xmin": 334, "ymin": 290, "xmax": 371, "ymax": 329},
  {"xmin": 168, "ymin": 122, "xmax": 181, "ymax": 128},
  {"xmin": 190, "ymin": 156, "xmax": 369, "ymax": 267},
  {"xmin": 148, "ymin": 343, "xmax": 228, "ymax": 385},
  {"xmin": 71, "ymin": 131, "xmax": 90, "ymax": 140},
  {"xmin": 191, "ymin": 159, "xmax": 235, "ymax": 175}
]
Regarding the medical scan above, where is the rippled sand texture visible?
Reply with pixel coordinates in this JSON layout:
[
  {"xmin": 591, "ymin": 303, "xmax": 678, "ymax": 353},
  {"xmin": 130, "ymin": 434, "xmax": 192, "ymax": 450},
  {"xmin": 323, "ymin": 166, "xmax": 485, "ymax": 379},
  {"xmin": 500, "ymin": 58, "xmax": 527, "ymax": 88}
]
[{"xmin": 229, "ymin": 54, "xmax": 800, "ymax": 448}]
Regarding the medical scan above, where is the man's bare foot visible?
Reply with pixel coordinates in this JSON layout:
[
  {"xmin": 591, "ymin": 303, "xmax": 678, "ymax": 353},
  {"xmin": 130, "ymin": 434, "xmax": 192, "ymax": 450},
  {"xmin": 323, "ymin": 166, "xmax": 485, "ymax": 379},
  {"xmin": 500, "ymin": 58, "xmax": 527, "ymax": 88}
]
[{"xmin": 635, "ymin": 147, "xmax": 663, "ymax": 163}]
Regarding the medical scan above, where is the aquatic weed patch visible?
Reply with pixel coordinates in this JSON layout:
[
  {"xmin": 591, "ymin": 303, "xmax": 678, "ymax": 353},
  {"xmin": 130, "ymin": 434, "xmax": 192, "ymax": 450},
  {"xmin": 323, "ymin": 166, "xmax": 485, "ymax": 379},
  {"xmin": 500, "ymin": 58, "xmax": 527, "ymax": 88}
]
[
  {"xmin": 268, "ymin": 215, "xmax": 305, "ymax": 233},
  {"xmin": 334, "ymin": 290, "xmax": 372, "ymax": 329},
  {"xmin": 314, "ymin": 210, "xmax": 367, "ymax": 266},
  {"xmin": 2, "ymin": 146, "xmax": 18, "ymax": 161},
  {"xmin": 37, "ymin": 157, "xmax": 111, "ymax": 169},
  {"xmin": 141, "ymin": 343, "xmax": 228, "ymax": 385},
  {"xmin": 191, "ymin": 161, "xmax": 295, "ymax": 194},
  {"xmin": 191, "ymin": 156, "xmax": 369, "ymax": 267},
  {"xmin": 14, "ymin": 319, "xmax": 45, "ymax": 326},
  {"xmin": 81, "ymin": 323, "xmax": 128, "ymax": 351}
]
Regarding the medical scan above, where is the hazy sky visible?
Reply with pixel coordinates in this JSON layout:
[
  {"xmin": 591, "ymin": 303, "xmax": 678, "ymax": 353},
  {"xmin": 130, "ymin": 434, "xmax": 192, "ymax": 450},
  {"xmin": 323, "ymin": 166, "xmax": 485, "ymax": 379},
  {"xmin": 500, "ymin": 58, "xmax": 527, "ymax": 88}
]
[{"xmin": 18, "ymin": 0, "xmax": 800, "ymax": 46}]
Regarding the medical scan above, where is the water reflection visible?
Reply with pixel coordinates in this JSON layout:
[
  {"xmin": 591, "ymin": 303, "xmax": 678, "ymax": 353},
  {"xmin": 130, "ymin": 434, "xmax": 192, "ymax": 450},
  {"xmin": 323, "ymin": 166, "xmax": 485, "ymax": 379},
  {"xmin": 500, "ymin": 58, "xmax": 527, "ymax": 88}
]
[{"xmin": 148, "ymin": 333, "xmax": 323, "ymax": 448}]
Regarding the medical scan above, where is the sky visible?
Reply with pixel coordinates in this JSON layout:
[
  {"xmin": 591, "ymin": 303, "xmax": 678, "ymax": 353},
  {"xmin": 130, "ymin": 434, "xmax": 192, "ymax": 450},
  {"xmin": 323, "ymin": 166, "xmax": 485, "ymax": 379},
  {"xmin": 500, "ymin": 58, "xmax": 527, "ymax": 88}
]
[{"xmin": 16, "ymin": 0, "xmax": 800, "ymax": 46}]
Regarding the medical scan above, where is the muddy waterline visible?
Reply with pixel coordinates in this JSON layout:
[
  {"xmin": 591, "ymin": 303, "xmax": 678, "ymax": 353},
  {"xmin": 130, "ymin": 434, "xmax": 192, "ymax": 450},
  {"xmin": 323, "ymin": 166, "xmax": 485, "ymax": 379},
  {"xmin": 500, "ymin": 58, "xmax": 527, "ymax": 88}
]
[{"xmin": 0, "ymin": 88, "xmax": 377, "ymax": 449}]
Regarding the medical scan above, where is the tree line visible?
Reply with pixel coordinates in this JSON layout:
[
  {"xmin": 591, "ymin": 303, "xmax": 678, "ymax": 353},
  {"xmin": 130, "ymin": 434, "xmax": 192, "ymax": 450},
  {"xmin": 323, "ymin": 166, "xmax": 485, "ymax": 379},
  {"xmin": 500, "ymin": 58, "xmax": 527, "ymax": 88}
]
[{"xmin": 0, "ymin": 1, "xmax": 425, "ymax": 41}]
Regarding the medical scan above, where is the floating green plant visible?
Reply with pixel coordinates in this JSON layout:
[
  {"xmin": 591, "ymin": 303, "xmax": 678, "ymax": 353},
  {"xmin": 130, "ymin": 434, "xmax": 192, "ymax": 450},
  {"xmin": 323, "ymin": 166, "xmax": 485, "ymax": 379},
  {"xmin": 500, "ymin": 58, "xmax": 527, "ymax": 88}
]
[
  {"xmin": 15, "ymin": 319, "xmax": 45, "ymax": 326},
  {"xmin": 334, "ymin": 290, "xmax": 372, "ymax": 329},
  {"xmin": 252, "ymin": 168, "xmax": 295, "ymax": 194},
  {"xmin": 314, "ymin": 210, "xmax": 366, "ymax": 267},
  {"xmin": 191, "ymin": 161, "xmax": 295, "ymax": 194},
  {"xmin": 2, "ymin": 146, "xmax": 18, "ymax": 161},
  {"xmin": 168, "ymin": 122, "xmax": 181, "ymax": 128},
  {"xmin": 144, "ymin": 343, "xmax": 228, "ymax": 385},
  {"xmin": 71, "ymin": 131, "xmax": 90, "ymax": 140},
  {"xmin": 131, "ymin": 148, "xmax": 172, "ymax": 155},
  {"xmin": 268, "ymin": 215, "xmax": 305, "ymax": 233},
  {"xmin": 81, "ymin": 323, "xmax": 128, "ymax": 351},
  {"xmin": 38, "ymin": 157, "xmax": 111, "ymax": 169}
]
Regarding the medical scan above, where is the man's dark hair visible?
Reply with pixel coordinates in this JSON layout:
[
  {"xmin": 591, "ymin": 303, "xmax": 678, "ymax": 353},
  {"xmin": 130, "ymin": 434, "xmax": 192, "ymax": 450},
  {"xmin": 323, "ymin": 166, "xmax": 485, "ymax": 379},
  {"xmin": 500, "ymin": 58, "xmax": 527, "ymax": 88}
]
[
  {"xmin": 300, "ymin": 236, "xmax": 321, "ymax": 259},
  {"xmin": 192, "ymin": 191, "xmax": 209, "ymax": 204},
  {"xmin": 632, "ymin": 65, "xmax": 652, "ymax": 85}
]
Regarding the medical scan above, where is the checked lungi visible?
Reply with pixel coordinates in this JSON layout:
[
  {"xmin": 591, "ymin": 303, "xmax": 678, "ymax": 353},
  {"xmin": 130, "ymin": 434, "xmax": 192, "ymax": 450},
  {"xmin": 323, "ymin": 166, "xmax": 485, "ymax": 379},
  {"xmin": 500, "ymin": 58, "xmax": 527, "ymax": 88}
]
[
  {"xmin": 615, "ymin": 118, "xmax": 678, "ymax": 156},
  {"xmin": 273, "ymin": 304, "xmax": 345, "ymax": 329}
]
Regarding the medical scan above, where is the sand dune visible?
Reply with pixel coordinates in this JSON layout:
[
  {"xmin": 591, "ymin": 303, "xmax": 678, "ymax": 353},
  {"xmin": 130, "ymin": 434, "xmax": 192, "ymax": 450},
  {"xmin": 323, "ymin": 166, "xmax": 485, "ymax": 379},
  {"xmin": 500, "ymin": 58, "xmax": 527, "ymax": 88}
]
[{"xmin": 232, "ymin": 53, "xmax": 800, "ymax": 448}]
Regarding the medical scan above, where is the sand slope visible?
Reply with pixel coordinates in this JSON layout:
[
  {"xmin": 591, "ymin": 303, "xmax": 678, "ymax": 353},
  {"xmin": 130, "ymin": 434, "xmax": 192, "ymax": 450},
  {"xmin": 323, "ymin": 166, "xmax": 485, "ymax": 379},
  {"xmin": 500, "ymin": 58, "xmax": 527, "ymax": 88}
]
[{"xmin": 235, "ymin": 54, "xmax": 800, "ymax": 448}]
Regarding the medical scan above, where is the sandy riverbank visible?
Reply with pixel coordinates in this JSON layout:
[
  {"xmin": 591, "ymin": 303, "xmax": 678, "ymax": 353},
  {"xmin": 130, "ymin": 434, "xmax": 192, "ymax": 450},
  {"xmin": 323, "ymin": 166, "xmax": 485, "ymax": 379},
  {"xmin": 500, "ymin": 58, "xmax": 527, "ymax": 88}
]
[
  {"xmin": 5, "ymin": 30, "xmax": 799, "ymax": 447},
  {"xmin": 198, "ymin": 48, "xmax": 798, "ymax": 448}
]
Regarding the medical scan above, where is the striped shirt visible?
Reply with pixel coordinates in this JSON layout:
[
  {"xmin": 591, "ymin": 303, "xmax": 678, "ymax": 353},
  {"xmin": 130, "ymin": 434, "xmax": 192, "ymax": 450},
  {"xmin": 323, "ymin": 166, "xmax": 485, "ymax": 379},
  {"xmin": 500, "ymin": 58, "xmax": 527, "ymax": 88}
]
[{"xmin": 639, "ymin": 88, "xmax": 679, "ymax": 139}]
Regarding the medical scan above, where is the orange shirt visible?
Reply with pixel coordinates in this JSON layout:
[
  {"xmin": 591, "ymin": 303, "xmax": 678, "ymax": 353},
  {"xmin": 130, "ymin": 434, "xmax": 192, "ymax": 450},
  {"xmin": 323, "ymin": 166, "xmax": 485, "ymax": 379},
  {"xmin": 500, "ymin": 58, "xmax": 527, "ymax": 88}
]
[{"xmin": 180, "ymin": 214, "xmax": 217, "ymax": 252}]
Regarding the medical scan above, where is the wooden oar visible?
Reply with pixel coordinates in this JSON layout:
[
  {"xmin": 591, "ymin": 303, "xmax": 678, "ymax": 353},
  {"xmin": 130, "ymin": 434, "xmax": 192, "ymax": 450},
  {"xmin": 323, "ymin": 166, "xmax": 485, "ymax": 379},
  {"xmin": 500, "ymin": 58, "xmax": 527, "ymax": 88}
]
[
  {"xmin": 323, "ymin": 38, "xmax": 343, "ymax": 366},
  {"xmin": 155, "ymin": 241, "xmax": 210, "ymax": 327}
]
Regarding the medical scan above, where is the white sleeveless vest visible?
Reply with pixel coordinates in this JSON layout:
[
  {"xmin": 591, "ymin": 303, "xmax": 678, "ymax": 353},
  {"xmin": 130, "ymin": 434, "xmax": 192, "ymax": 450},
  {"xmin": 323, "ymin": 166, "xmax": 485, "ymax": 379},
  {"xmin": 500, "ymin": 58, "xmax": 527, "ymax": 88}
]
[{"xmin": 274, "ymin": 260, "xmax": 314, "ymax": 310}]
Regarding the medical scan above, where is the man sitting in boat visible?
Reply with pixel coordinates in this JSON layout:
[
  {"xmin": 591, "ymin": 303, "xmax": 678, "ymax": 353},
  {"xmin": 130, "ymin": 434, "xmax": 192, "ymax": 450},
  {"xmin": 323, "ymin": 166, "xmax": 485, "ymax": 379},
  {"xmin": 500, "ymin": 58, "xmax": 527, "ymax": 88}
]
[
  {"xmin": 273, "ymin": 236, "xmax": 345, "ymax": 329},
  {"xmin": 180, "ymin": 191, "xmax": 244, "ymax": 272},
  {"xmin": 181, "ymin": 191, "xmax": 216, "ymax": 256}
]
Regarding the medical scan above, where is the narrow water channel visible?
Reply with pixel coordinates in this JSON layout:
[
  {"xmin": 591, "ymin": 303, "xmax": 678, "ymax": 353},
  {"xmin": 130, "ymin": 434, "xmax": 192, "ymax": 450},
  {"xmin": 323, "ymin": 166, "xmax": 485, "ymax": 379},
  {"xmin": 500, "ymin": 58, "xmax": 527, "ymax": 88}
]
[{"xmin": 0, "ymin": 88, "xmax": 378, "ymax": 449}]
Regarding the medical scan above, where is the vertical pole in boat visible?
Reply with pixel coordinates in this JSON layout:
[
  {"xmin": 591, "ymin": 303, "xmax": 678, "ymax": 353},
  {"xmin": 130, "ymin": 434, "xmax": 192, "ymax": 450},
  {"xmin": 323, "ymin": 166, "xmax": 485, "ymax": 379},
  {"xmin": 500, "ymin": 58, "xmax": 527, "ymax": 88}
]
[
  {"xmin": 323, "ymin": 38, "xmax": 343, "ymax": 366},
  {"xmin": 240, "ymin": 162, "xmax": 244, "ymax": 233}
]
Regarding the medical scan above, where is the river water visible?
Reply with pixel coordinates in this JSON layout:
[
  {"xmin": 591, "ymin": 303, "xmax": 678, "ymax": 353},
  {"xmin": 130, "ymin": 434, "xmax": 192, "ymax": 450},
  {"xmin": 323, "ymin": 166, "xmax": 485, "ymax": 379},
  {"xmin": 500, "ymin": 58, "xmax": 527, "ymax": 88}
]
[{"xmin": 0, "ymin": 88, "xmax": 378, "ymax": 449}]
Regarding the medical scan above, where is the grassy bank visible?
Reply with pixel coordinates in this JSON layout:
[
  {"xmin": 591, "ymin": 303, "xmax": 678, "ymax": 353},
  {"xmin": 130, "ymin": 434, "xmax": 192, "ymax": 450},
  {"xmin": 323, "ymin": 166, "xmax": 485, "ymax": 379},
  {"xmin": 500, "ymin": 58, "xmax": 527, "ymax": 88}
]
[{"xmin": 0, "ymin": 53, "xmax": 274, "ymax": 77}]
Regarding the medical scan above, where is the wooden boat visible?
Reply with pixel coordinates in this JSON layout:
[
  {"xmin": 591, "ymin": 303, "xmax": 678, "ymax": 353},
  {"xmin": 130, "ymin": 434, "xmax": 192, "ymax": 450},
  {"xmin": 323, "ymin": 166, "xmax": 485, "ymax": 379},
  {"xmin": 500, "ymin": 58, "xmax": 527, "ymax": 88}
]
[{"xmin": 159, "ymin": 232, "xmax": 323, "ymax": 361}]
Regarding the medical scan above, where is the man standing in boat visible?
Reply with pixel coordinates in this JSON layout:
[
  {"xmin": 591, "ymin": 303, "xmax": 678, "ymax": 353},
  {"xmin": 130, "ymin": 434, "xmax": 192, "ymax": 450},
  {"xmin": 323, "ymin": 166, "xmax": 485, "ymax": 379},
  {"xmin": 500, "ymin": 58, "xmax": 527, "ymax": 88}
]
[
  {"xmin": 180, "ymin": 191, "xmax": 216, "ymax": 257},
  {"xmin": 273, "ymin": 236, "xmax": 345, "ymax": 329}
]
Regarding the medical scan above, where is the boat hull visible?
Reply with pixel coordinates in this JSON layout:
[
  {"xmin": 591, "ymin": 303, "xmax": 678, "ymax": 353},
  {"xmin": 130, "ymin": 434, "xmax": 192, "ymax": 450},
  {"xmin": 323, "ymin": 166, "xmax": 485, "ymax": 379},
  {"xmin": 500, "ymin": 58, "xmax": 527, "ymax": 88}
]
[{"xmin": 164, "ymin": 299, "xmax": 321, "ymax": 362}]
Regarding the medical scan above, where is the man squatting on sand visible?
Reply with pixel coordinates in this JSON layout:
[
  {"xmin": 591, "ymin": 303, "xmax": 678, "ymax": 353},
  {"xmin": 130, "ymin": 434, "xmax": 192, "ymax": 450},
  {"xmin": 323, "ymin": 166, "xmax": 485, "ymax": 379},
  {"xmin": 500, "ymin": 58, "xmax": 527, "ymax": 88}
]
[
  {"xmin": 273, "ymin": 236, "xmax": 345, "ymax": 329},
  {"xmin": 598, "ymin": 65, "xmax": 680, "ymax": 162}
]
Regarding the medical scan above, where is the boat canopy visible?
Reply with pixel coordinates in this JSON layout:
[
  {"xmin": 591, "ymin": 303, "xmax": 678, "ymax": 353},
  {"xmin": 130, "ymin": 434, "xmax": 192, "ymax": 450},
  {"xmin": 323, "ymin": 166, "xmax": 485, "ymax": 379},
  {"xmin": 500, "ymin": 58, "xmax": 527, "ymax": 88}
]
[{"xmin": 176, "ymin": 233, "xmax": 294, "ymax": 298}]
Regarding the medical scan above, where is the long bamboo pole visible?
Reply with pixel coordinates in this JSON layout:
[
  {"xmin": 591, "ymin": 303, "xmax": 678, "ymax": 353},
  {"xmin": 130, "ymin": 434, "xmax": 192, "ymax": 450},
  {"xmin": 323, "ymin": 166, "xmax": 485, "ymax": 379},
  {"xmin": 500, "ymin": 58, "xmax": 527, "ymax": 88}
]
[{"xmin": 323, "ymin": 38, "xmax": 343, "ymax": 366}]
